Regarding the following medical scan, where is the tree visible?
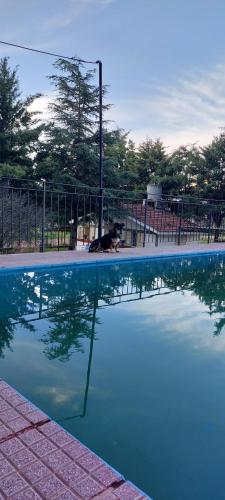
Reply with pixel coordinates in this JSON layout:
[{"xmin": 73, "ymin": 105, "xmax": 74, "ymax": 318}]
[
  {"xmin": 124, "ymin": 139, "xmax": 139, "ymax": 190},
  {"xmin": 103, "ymin": 129, "xmax": 138, "ymax": 190},
  {"xmin": 0, "ymin": 188, "xmax": 43, "ymax": 250},
  {"xmin": 0, "ymin": 57, "xmax": 43, "ymax": 178},
  {"xmin": 35, "ymin": 58, "xmax": 109, "ymax": 187},
  {"xmin": 160, "ymin": 145, "xmax": 202, "ymax": 195},
  {"xmin": 136, "ymin": 138, "xmax": 168, "ymax": 190},
  {"xmin": 198, "ymin": 133, "xmax": 225, "ymax": 199}
]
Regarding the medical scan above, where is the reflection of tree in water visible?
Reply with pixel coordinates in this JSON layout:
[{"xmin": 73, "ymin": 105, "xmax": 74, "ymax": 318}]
[
  {"xmin": 158, "ymin": 256, "xmax": 225, "ymax": 335},
  {"xmin": 41, "ymin": 306, "xmax": 99, "ymax": 361},
  {"xmin": 1, "ymin": 254, "xmax": 225, "ymax": 359},
  {"xmin": 0, "ymin": 272, "xmax": 40, "ymax": 357}
]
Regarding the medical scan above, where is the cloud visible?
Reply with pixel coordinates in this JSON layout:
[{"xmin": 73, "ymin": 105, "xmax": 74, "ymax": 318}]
[
  {"xmin": 30, "ymin": 62, "xmax": 225, "ymax": 150},
  {"xmin": 43, "ymin": 0, "xmax": 114, "ymax": 29},
  {"xmin": 123, "ymin": 291, "xmax": 225, "ymax": 355},
  {"xmin": 106, "ymin": 64, "xmax": 225, "ymax": 149},
  {"xmin": 35, "ymin": 385, "xmax": 80, "ymax": 405},
  {"xmin": 29, "ymin": 94, "xmax": 53, "ymax": 122}
]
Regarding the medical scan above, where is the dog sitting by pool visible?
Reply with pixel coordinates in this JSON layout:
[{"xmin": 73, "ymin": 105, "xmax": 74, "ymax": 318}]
[{"xmin": 89, "ymin": 223, "xmax": 125, "ymax": 253}]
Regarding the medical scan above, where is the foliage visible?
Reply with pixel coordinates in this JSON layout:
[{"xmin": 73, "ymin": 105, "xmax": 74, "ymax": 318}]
[
  {"xmin": 3, "ymin": 57, "xmax": 225, "ymax": 200},
  {"xmin": 35, "ymin": 58, "xmax": 109, "ymax": 187},
  {"xmin": 0, "ymin": 57, "xmax": 43, "ymax": 178},
  {"xmin": 2, "ymin": 257, "xmax": 225, "ymax": 360},
  {"xmin": 0, "ymin": 188, "xmax": 43, "ymax": 249}
]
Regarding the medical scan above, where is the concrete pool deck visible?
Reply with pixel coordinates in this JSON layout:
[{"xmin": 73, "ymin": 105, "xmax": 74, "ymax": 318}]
[
  {"xmin": 0, "ymin": 242, "xmax": 224, "ymax": 499},
  {"xmin": 0, "ymin": 242, "xmax": 225, "ymax": 271}
]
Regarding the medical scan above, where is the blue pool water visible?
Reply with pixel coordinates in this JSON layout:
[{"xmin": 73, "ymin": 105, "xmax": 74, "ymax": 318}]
[{"xmin": 1, "ymin": 254, "xmax": 225, "ymax": 499}]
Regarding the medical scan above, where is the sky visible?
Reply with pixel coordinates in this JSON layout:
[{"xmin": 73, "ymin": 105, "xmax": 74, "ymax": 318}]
[{"xmin": 1, "ymin": 0, "xmax": 225, "ymax": 149}]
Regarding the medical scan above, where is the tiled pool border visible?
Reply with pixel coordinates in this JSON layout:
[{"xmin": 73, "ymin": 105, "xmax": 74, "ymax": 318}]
[{"xmin": 0, "ymin": 379, "xmax": 151, "ymax": 499}]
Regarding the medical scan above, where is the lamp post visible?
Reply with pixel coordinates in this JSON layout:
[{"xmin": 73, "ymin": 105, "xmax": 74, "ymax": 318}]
[
  {"xmin": 0, "ymin": 40, "xmax": 104, "ymax": 239},
  {"xmin": 97, "ymin": 60, "xmax": 103, "ymax": 238}
]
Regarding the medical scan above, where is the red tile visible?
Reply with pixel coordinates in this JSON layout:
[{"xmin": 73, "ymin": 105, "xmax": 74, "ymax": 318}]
[
  {"xmin": 76, "ymin": 451, "xmax": 104, "ymax": 473},
  {"xmin": 20, "ymin": 429, "xmax": 43, "ymax": 446},
  {"xmin": 114, "ymin": 482, "xmax": 142, "ymax": 499},
  {"xmin": 21, "ymin": 459, "xmax": 50, "ymax": 485},
  {"xmin": 0, "ymin": 407, "xmax": 20, "ymax": 424},
  {"xmin": 8, "ymin": 416, "xmax": 30, "ymax": 433},
  {"xmin": 39, "ymin": 420, "xmax": 61, "ymax": 437},
  {"xmin": 0, "ymin": 381, "xmax": 9, "ymax": 392},
  {"xmin": 0, "ymin": 437, "xmax": 24, "ymax": 457},
  {"xmin": 55, "ymin": 490, "xmax": 80, "ymax": 499},
  {"xmin": 29, "ymin": 437, "xmax": 57, "ymax": 458},
  {"xmin": 94, "ymin": 491, "xmax": 117, "ymax": 499},
  {"xmin": 26, "ymin": 410, "xmax": 48, "ymax": 424},
  {"xmin": 0, "ymin": 388, "xmax": 18, "ymax": 401},
  {"xmin": 92, "ymin": 464, "xmax": 122, "ymax": 487},
  {"xmin": 43, "ymin": 448, "xmax": 73, "ymax": 473},
  {"xmin": 17, "ymin": 402, "xmax": 36, "ymax": 416},
  {"xmin": 72, "ymin": 476, "xmax": 104, "ymax": 499},
  {"xmin": 35, "ymin": 472, "xmax": 67, "ymax": 498},
  {"xmin": 63, "ymin": 440, "xmax": 88, "ymax": 460},
  {"xmin": 0, "ymin": 424, "xmax": 11, "ymax": 439},
  {"xmin": 11, "ymin": 487, "xmax": 41, "ymax": 499},
  {"xmin": 57, "ymin": 462, "xmax": 87, "ymax": 487},
  {"xmin": 10, "ymin": 448, "xmax": 36, "ymax": 469},
  {"xmin": 8, "ymin": 395, "xmax": 27, "ymax": 407},
  {"xmin": 50, "ymin": 430, "xmax": 74, "ymax": 448},
  {"xmin": 0, "ymin": 471, "xmax": 28, "ymax": 497},
  {"xmin": 0, "ymin": 457, "xmax": 15, "ymax": 478},
  {"xmin": 0, "ymin": 397, "xmax": 11, "ymax": 412}
]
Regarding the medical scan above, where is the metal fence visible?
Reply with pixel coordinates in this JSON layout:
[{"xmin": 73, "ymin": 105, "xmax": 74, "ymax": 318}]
[{"xmin": 1, "ymin": 178, "xmax": 225, "ymax": 253}]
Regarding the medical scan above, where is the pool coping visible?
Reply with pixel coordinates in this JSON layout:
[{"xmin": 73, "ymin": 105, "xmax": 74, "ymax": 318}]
[
  {"xmin": 0, "ymin": 379, "xmax": 151, "ymax": 499},
  {"xmin": 1, "ymin": 244, "xmax": 225, "ymax": 273}
]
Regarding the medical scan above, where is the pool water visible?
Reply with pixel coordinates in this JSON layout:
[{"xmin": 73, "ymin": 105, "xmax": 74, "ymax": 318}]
[{"xmin": 1, "ymin": 254, "xmax": 225, "ymax": 499}]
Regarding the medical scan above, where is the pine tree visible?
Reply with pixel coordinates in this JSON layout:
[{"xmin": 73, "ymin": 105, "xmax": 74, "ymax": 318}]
[
  {"xmin": 162, "ymin": 145, "xmax": 201, "ymax": 195},
  {"xmin": 0, "ymin": 57, "xmax": 43, "ymax": 178},
  {"xmin": 199, "ymin": 133, "xmax": 225, "ymax": 199},
  {"xmin": 36, "ymin": 58, "xmax": 109, "ymax": 187},
  {"xmin": 136, "ymin": 138, "xmax": 168, "ymax": 190}
]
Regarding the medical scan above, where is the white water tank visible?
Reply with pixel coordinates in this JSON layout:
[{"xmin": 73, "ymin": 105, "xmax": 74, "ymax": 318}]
[{"xmin": 147, "ymin": 184, "xmax": 162, "ymax": 202}]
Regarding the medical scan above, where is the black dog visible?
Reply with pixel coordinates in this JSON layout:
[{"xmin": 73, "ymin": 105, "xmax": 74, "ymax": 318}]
[{"xmin": 89, "ymin": 223, "xmax": 125, "ymax": 253}]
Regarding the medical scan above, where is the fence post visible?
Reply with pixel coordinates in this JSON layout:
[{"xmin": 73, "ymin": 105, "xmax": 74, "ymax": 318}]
[
  {"xmin": 177, "ymin": 202, "xmax": 183, "ymax": 246},
  {"xmin": 143, "ymin": 199, "xmax": 147, "ymax": 247},
  {"xmin": 40, "ymin": 179, "xmax": 46, "ymax": 252},
  {"xmin": 207, "ymin": 208, "xmax": 212, "ymax": 244}
]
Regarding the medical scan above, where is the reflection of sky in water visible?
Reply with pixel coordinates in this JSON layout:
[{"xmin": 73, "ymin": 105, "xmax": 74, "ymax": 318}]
[
  {"xmin": 1, "ymin": 254, "xmax": 225, "ymax": 500},
  {"xmin": 123, "ymin": 290, "xmax": 225, "ymax": 353}
]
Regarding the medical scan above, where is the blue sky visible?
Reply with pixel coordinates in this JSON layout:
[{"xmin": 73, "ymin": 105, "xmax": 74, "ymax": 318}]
[{"xmin": 1, "ymin": 0, "xmax": 225, "ymax": 149}]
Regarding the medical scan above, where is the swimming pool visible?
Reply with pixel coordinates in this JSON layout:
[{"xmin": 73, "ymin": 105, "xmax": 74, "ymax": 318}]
[{"xmin": 1, "ymin": 253, "xmax": 225, "ymax": 500}]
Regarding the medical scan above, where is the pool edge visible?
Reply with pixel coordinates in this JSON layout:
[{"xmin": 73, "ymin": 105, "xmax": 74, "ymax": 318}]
[
  {"xmin": 0, "ymin": 378, "xmax": 152, "ymax": 499},
  {"xmin": 0, "ymin": 247, "xmax": 225, "ymax": 273}
]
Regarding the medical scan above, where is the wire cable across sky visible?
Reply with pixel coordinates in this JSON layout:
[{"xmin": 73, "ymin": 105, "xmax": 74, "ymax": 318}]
[{"xmin": 0, "ymin": 40, "xmax": 98, "ymax": 65}]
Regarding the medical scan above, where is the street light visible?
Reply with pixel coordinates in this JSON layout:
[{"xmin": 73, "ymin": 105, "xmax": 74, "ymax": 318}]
[{"xmin": 0, "ymin": 40, "xmax": 104, "ymax": 238}]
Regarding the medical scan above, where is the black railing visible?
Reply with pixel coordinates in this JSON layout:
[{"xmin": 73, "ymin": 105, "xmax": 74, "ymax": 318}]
[{"xmin": 1, "ymin": 178, "xmax": 225, "ymax": 253}]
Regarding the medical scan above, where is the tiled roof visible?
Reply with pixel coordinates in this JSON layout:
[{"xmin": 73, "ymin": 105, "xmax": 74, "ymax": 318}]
[{"xmin": 125, "ymin": 204, "xmax": 197, "ymax": 233}]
